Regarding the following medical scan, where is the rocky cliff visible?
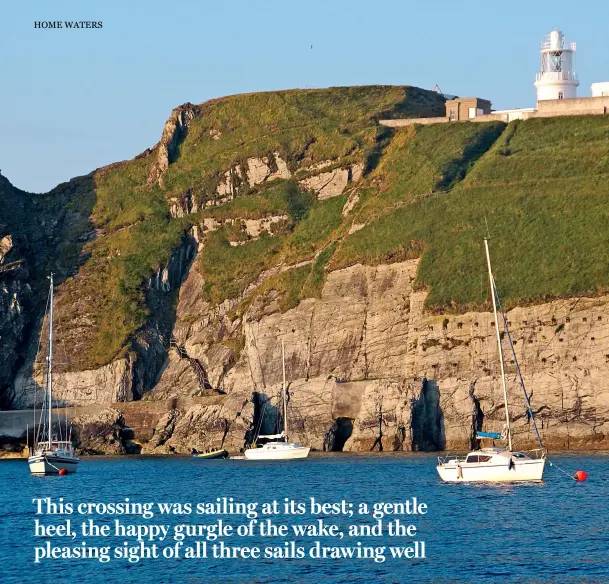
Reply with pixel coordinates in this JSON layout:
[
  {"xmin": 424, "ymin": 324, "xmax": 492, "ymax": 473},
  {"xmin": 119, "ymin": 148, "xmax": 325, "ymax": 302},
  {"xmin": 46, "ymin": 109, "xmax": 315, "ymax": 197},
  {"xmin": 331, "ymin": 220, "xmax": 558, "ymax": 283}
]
[
  {"xmin": 2, "ymin": 86, "xmax": 609, "ymax": 454},
  {"xmin": 129, "ymin": 259, "xmax": 609, "ymax": 453}
]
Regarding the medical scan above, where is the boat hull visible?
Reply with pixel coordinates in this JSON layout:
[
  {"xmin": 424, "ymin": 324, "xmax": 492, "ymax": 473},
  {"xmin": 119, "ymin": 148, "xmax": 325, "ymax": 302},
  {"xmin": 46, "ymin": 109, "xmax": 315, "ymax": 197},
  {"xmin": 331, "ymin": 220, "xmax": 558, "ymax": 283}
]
[
  {"xmin": 193, "ymin": 450, "xmax": 229, "ymax": 460},
  {"xmin": 29, "ymin": 454, "xmax": 79, "ymax": 475},
  {"xmin": 437, "ymin": 457, "xmax": 545, "ymax": 483},
  {"xmin": 244, "ymin": 445, "xmax": 310, "ymax": 460}
]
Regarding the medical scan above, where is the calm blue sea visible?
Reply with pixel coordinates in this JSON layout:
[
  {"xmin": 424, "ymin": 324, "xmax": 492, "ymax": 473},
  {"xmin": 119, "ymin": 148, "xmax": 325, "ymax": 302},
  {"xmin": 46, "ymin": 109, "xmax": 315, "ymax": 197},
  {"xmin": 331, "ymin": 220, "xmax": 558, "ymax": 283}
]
[{"xmin": 0, "ymin": 453, "xmax": 607, "ymax": 584}]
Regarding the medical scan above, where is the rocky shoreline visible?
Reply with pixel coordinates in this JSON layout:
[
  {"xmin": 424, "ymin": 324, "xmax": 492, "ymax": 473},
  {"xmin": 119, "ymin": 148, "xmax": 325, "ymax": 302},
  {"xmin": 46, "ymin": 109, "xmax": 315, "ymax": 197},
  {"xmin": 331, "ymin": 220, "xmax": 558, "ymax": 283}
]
[{"xmin": 3, "ymin": 260, "xmax": 608, "ymax": 456}]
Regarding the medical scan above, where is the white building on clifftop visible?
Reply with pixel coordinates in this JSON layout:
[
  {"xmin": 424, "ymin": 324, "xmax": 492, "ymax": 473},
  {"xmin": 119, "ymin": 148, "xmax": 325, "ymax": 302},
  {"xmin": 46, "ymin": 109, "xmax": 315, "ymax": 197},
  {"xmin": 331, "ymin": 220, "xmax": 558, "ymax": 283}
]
[
  {"xmin": 379, "ymin": 27, "xmax": 609, "ymax": 129},
  {"xmin": 534, "ymin": 29, "xmax": 579, "ymax": 101}
]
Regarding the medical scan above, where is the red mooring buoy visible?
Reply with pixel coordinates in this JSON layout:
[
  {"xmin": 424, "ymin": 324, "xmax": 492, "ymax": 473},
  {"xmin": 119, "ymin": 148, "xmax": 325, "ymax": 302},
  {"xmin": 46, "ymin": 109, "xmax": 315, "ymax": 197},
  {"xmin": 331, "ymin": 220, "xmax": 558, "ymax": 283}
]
[
  {"xmin": 58, "ymin": 468, "xmax": 68, "ymax": 476},
  {"xmin": 574, "ymin": 470, "xmax": 588, "ymax": 482}
]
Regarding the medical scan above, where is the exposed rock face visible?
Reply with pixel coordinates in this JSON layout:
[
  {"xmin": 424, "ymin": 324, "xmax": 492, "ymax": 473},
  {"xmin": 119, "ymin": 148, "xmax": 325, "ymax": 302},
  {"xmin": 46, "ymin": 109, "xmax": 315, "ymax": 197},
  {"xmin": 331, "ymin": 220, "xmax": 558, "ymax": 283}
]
[
  {"xmin": 13, "ymin": 359, "xmax": 131, "ymax": 409},
  {"xmin": 8, "ymin": 252, "xmax": 609, "ymax": 453},
  {"xmin": 245, "ymin": 153, "xmax": 290, "ymax": 186},
  {"xmin": 137, "ymin": 259, "xmax": 609, "ymax": 453},
  {"xmin": 0, "ymin": 171, "xmax": 100, "ymax": 409},
  {"xmin": 0, "ymin": 256, "xmax": 31, "ymax": 402},
  {"xmin": 141, "ymin": 394, "xmax": 253, "ymax": 454},
  {"xmin": 0, "ymin": 235, "xmax": 13, "ymax": 263},
  {"xmin": 71, "ymin": 408, "xmax": 127, "ymax": 455},
  {"xmin": 169, "ymin": 191, "xmax": 198, "ymax": 218},
  {"xmin": 403, "ymin": 285, "xmax": 609, "ymax": 450},
  {"xmin": 147, "ymin": 234, "xmax": 197, "ymax": 292},
  {"xmin": 148, "ymin": 103, "xmax": 197, "ymax": 187},
  {"xmin": 300, "ymin": 163, "xmax": 364, "ymax": 200},
  {"xmin": 342, "ymin": 379, "xmax": 425, "ymax": 452},
  {"xmin": 191, "ymin": 215, "xmax": 289, "ymax": 245},
  {"xmin": 212, "ymin": 154, "xmax": 292, "ymax": 204},
  {"xmin": 10, "ymin": 234, "xmax": 196, "ymax": 410},
  {"xmin": 342, "ymin": 192, "xmax": 360, "ymax": 217}
]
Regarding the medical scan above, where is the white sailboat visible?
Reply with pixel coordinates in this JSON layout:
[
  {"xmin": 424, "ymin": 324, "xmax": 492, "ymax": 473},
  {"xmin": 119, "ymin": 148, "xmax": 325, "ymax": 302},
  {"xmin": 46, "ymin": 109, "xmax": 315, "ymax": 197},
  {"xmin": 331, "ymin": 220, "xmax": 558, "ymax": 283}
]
[
  {"xmin": 244, "ymin": 341, "xmax": 310, "ymax": 461},
  {"xmin": 436, "ymin": 239, "xmax": 546, "ymax": 483},
  {"xmin": 28, "ymin": 274, "xmax": 79, "ymax": 475}
]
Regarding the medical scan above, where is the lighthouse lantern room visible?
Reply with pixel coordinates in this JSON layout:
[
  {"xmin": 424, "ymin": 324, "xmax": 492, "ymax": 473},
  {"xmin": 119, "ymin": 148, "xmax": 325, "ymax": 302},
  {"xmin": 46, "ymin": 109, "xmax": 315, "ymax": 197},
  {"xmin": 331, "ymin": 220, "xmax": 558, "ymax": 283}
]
[{"xmin": 534, "ymin": 29, "xmax": 579, "ymax": 101}]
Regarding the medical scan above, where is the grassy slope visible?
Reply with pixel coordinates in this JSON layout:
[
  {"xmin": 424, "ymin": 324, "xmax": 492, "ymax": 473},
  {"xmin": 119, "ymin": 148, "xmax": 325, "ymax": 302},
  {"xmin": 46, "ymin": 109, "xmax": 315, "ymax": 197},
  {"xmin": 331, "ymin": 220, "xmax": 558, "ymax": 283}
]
[
  {"xmin": 334, "ymin": 116, "xmax": 609, "ymax": 311},
  {"xmin": 17, "ymin": 86, "xmax": 609, "ymax": 372},
  {"xmin": 48, "ymin": 85, "xmax": 445, "ymax": 369},
  {"xmin": 55, "ymin": 156, "xmax": 185, "ymax": 369},
  {"xmin": 352, "ymin": 121, "xmax": 506, "ymax": 224},
  {"xmin": 162, "ymin": 86, "xmax": 445, "ymax": 201}
]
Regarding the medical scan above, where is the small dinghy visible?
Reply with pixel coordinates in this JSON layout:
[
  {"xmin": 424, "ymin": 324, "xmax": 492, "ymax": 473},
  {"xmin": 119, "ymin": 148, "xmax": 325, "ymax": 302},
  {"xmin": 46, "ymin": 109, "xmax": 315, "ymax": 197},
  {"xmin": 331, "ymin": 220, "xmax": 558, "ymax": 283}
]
[{"xmin": 192, "ymin": 448, "xmax": 229, "ymax": 460}]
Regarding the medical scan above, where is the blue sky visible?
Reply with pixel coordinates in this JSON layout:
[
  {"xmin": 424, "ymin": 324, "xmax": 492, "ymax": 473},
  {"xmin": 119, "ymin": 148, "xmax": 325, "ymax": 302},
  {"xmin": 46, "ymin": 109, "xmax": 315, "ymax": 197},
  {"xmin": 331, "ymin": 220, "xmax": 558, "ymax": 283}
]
[{"xmin": 1, "ymin": 0, "xmax": 608, "ymax": 193}]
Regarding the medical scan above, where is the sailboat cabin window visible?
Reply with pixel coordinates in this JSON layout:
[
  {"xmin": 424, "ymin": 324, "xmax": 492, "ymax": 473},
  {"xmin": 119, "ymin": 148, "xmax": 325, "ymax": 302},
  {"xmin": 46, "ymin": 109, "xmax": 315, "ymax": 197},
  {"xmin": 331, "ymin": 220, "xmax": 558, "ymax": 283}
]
[{"xmin": 466, "ymin": 455, "xmax": 492, "ymax": 463}]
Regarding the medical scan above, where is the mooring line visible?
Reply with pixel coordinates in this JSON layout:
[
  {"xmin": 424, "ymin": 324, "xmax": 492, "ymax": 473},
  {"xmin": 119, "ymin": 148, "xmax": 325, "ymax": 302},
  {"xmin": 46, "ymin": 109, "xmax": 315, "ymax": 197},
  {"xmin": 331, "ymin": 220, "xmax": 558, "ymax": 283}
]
[{"xmin": 547, "ymin": 459, "xmax": 577, "ymax": 480}]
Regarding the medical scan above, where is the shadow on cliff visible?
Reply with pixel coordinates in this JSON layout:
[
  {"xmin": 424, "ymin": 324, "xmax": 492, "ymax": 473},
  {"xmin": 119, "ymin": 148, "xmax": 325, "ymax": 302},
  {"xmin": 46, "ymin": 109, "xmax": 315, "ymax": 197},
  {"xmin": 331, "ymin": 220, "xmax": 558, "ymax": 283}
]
[
  {"xmin": 411, "ymin": 378, "xmax": 446, "ymax": 451},
  {"xmin": 137, "ymin": 230, "xmax": 198, "ymax": 400},
  {"xmin": 245, "ymin": 391, "xmax": 281, "ymax": 446},
  {"xmin": 2, "ymin": 174, "xmax": 98, "ymax": 408}
]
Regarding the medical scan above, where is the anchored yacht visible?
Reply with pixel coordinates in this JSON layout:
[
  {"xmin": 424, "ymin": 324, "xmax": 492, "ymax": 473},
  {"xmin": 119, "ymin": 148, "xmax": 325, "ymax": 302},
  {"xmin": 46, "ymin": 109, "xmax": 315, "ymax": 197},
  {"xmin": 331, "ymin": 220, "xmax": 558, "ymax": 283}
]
[
  {"xmin": 245, "ymin": 341, "xmax": 310, "ymax": 461},
  {"xmin": 436, "ymin": 239, "xmax": 546, "ymax": 483},
  {"xmin": 28, "ymin": 274, "xmax": 79, "ymax": 475}
]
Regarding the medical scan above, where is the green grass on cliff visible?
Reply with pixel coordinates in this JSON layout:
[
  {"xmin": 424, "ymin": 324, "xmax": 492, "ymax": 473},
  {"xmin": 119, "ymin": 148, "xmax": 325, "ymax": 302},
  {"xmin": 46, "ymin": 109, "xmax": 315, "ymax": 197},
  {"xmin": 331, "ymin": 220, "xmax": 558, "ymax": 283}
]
[
  {"xmin": 281, "ymin": 194, "xmax": 346, "ymax": 263},
  {"xmin": 353, "ymin": 121, "xmax": 505, "ymax": 223},
  {"xmin": 161, "ymin": 86, "xmax": 445, "ymax": 202},
  {"xmin": 464, "ymin": 116, "xmax": 609, "ymax": 186},
  {"xmin": 55, "ymin": 157, "xmax": 187, "ymax": 369},
  {"xmin": 334, "ymin": 115, "xmax": 609, "ymax": 311},
  {"xmin": 200, "ymin": 230, "xmax": 283, "ymax": 304},
  {"xmin": 231, "ymin": 243, "xmax": 337, "ymax": 319},
  {"xmin": 198, "ymin": 193, "xmax": 345, "ymax": 304},
  {"xmin": 24, "ymin": 86, "xmax": 609, "ymax": 372}
]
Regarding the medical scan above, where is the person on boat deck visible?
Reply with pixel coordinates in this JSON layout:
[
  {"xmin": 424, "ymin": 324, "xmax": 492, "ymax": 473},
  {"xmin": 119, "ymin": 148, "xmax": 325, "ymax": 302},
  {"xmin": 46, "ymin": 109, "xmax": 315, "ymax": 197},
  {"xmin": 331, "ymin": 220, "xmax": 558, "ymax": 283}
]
[{"xmin": 191, "ymin": 448, "xmax": 198, "ymax": 455}]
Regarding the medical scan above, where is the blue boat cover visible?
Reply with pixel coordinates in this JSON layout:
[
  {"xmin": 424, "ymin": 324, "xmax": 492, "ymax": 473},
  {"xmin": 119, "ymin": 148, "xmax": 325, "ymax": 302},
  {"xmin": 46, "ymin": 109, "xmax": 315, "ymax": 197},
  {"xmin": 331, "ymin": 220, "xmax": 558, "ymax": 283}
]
[{"xmin": 476, "ymin": 431, "xmax": 502, "ymax": 439}]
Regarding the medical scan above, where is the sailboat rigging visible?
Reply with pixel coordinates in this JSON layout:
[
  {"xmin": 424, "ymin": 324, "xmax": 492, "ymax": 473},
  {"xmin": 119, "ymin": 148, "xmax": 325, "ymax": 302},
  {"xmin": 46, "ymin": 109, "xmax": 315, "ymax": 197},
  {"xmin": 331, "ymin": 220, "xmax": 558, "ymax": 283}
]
[
  {"xmin": 436, "ymin": 239, "xmax": 546, "ymax": 482},
  {"xmin": 28, "ymin": 274, "xmax": 79, "ymax": 475},
  {"xmin": 244, "ymin": 340, "xmax": 310, "ymax": 460}
]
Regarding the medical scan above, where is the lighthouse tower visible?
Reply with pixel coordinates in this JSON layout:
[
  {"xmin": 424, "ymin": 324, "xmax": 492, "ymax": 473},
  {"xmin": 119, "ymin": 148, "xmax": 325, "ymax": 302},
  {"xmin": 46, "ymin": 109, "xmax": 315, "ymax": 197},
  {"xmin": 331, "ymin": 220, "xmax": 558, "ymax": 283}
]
[{"xmin": 534, "ymin": 29, "xmax": 579, "ymax": 101}]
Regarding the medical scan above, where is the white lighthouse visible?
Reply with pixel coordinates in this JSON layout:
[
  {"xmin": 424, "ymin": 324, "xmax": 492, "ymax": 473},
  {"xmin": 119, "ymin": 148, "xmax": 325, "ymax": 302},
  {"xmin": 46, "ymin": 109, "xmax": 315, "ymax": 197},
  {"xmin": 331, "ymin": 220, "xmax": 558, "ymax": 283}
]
[{"xmin": 534, "ymin": 29, "xmax": 579, "ymax": 101}]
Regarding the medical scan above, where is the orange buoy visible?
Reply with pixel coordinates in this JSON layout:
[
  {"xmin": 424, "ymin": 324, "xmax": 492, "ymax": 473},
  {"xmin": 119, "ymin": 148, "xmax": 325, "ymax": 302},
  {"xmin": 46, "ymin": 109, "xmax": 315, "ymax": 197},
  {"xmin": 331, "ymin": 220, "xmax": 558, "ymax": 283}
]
[
  {"xmin": 58, "ymin": 468, "xmax": 68, "ymax": 476},
  {"xmin": 574, "ymin": 470, "xmax": 587, "ymax": 482}
]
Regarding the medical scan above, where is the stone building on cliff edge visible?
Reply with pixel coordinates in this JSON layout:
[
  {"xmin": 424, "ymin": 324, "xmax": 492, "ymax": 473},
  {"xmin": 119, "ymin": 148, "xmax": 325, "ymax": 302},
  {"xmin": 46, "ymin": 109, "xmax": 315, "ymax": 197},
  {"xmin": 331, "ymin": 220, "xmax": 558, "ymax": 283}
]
[{"xmin": 381, "ymin": 28, "xmax": 609, "ymax": 128}]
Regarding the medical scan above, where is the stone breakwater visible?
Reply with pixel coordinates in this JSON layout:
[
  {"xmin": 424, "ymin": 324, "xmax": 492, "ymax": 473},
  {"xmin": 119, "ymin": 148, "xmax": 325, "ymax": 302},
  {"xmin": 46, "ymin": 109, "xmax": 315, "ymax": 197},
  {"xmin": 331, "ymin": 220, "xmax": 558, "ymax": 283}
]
[{"xmin": 8, "ymin": 260, "xmax": 609, "ymax": 454}]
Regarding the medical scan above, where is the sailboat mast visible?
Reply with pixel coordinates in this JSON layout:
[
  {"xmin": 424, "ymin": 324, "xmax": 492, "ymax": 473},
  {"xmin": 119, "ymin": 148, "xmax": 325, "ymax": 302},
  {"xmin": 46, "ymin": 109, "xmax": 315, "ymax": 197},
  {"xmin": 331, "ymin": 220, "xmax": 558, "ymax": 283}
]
[
  {"xmin": 281, "ymin": 340, "xmax": 288, "ymax": 441},
  {"xmin": 47, "ymin": 274, "xmax": 54, "ymax": 448},
  {"xmin": 484, "ymin": 239, "xmax": 513, "ymax": 451}
]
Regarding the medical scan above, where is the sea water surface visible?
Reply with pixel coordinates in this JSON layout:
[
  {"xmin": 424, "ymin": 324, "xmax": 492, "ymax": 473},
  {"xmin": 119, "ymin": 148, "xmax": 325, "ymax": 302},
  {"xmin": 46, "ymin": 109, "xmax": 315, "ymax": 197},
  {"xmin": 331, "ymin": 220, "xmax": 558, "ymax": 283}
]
[{"xmin": 1, "ymin": 453, "xmax": 607, "ymax": 584}]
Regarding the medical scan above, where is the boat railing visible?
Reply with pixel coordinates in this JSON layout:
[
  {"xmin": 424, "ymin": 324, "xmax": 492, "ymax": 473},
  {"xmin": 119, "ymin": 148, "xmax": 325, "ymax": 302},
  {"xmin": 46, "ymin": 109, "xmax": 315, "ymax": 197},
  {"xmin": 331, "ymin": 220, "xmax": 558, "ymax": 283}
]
[
  {"xmin": 520, "ymin": 448, "xmax": 546, "ymax": 460},
  {"xmin": 437, "ymin": 454, "xmax": 467, "ymax": 465}
]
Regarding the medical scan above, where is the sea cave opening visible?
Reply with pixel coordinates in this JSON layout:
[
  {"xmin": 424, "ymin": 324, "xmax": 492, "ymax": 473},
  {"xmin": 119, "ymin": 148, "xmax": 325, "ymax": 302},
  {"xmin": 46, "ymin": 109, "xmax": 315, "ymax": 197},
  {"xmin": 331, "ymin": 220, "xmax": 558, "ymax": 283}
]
[{"xmin": 331, "ymin": 417, "xmax": 354, "ymax": 451}]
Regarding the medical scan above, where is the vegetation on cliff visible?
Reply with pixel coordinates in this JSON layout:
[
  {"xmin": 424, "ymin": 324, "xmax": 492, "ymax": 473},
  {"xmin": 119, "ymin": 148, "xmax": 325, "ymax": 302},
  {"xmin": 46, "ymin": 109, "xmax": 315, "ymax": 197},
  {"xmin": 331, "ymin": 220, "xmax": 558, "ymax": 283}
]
[
  {"xmin": 3, "ymin": 85, "xmax": 609, "ymax": 378},
  {"xmin": 335, "ymin": 116, "xmax": 609, "ymax": 311},
  {"xmin": 160, "ymin": 86, "xmax": 445, "ymax": 202},
  {"xmin": 2, "ymin": 85, "xmax": 445, "ymax": 372}
]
